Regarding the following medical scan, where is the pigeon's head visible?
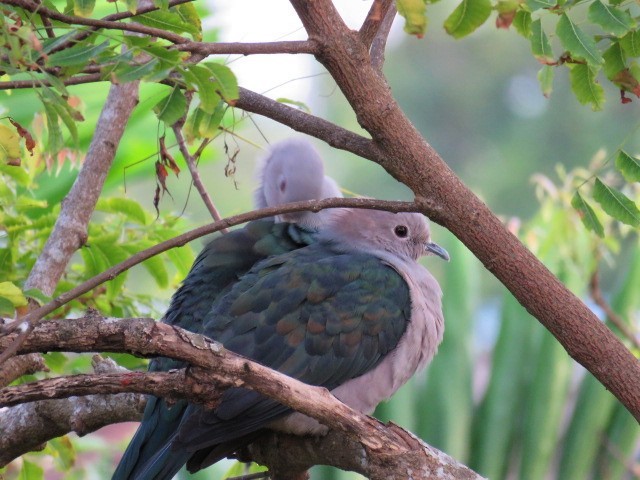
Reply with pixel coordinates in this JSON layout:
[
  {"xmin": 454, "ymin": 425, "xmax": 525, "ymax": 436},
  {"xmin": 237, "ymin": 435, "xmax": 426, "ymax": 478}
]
[
  {"xmin": 254, "ymin": 139, "xmax": 341, "ymax": 226},
  {"xmin": 322, "ymin": 209, "xmax": 449, "ymax": 262}
]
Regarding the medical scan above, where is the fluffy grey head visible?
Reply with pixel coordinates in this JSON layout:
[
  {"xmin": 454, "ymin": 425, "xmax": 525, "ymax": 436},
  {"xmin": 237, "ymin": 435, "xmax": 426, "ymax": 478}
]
[
  {"xmin": 254, "ymin": 139, "xmax": 342, "ymax": 226},
  {"xmin": 320, "ymin": 209, "xmax": 449, "ymax": 262}
]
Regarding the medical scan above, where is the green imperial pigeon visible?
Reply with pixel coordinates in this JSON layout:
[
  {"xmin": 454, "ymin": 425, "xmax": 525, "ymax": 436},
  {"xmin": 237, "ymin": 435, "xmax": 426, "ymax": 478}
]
[
  {"xmin": 113, "ymin": 139, "xmax": 341, "ymax": 480},
  {"xmin": 114, "ymin": 141, "xmax": 449, "ymax": 480}
]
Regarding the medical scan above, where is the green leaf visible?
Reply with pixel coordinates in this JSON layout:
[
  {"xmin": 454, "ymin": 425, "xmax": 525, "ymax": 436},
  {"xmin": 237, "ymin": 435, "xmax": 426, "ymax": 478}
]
[
  {"xmin": 42, "ymin": 99, "xmax": 64, "ymax": 153},
  {"xmin": 142, "ymin": 254, "xmax": 169, "ymax": 288},
  {"xmin": 444, "ymin": 0, "xmax": 492, "ymax": 39},
  {"xmin": 137, "ymin": 9, "xmax": 200, "ymax": 39},
  {"xmin": 0, "ymin": 297, "xmax": 16, "ymax": 316},
  {"xmin": 153, "ymin": 87, "xmax": 187, "ymax": 126},
  {"xmin": 587, "ymin": 0, "xmax": 635, "ymax": 37},
  {"xmin": 125, "ymin": 0, "xmax": 137, "ymax": 13},
  {"xmin": 73, "ymin": 0, "xmax": 95, "ymax": 16},
  {"xmin": 620, "ymin": 30, "xmax": 640, "ymax": 57},
  {"xmin": 571, "ymin": 191, "xmax": 604, "ymax": 237},
  {"xmin": 183, "ymin": 65, "xmax": 219, "ymax": 113},
  {"xmin": 174, "ymin": 3, "xmax": 202, "ymax": 41},
  {"xmin": 19, "ymin": 460, "xmax": 44, "ymax": 480},
  {"xmin": 526, "ymin": 0, "xmax": 556, "ymax": 12},
  {"xmin": 593, "ymin": 178, "xmax": 640, "ymax": 226},
  {"xmin": 276, "ymin": 97, "xmax": 311, "ymax": 113},
  {"xmin": 0, "ymin": 281, "xmax": 28, "ymax": 307},
  {"xmin": 513, "ymin": 10, "xmax": 532, "ymax": 38},
  {"xmin": 96, "ymin": 197, "xmax": 147, "ymax": 224},
  {"xmin": 569, "ymin": 64, "xmax": 605, "ymax": 111},
  {"xmin": 0, "ymin": 124, "xmax": 21, "ymax": 163},
  {"xmin": 46, "ymin": 41, "xmax": 110, "ymax": 68},
  {"xmin": 537, "ymin": 65, "xmax": 554, "ymax": 97},
  {"xmin": 48, "ymin": 436, "xmax": 76, "ymax": 471},
  {"xmin": 23, "ymin": 288, "xmax": 52, "ymax": 305},
  {"xmin": 112, "ymin": 58, "xmax": 160, "ymax": 83},
  {"xmin": 530, "ymin": 20, "xmax": 554, "ymax": 64},
  {"xmin": 603, "ymin": 41, "xmax": 627, "ymax": 80},
  {"xmin": 185, "ymin": 104, "xmax": 225, "ymax": 139},
  {"xmin": 203, "ymin": 63, "xmax": 239, "ymax": 102},
  {"xmin": 615, "ymin": 150, "xmax": 640, "ymax": 182},
  {"xmin": 44, "ymin": 352, "xmax": 68, "ymax": 373},
  {"xmin": 396, "ymin": 0, "xmax": 428, "ymax": 37},
  {"xmin": 556, "ymin": 14, "xmax": 604, "ymax": 67}
]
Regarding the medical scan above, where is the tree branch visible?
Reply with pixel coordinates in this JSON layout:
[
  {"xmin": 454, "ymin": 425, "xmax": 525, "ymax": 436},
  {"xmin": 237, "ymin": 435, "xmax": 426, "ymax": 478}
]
[
  {"xmin": 235, "ymin": 87, "xmax": 384, "ymax": 161},
  {"xmin": 0, "ymin": 369, "xmax": 224, "ymax": 408},
  {"xmin": 24, "ymin": 81, "xmax": 140, "ymax": 297},
  {"xmin": 172, "ymin": 120, "xmax": 227, "ymax": 228},
  {"xmin": 0, "ymin": 353, "xmax": 47, "ymax": 388},
  {"xmin": 174, "ymin": 40, "xmax": 319, "ymax": 56},
  {"xmin": 1, "ymin": 315, "xmax": 483, "ymax": 479},
  {"xmin": 3, "ymin": 0, "xmax": 189, "ymax": 45},
  {"xmin": 359, "ymin": 0, "xmax": 395, "ymax": 48},
  {"xmin": 0, "ymin": 197, "xmax": 419, "ymax": 341},
  {"xmin": 288, "ymin": 0, "xmax": 640, "ymax": 421},
  {"xmin": 369, "ymin": 4, "xmax": 396, "ymax": 72}
]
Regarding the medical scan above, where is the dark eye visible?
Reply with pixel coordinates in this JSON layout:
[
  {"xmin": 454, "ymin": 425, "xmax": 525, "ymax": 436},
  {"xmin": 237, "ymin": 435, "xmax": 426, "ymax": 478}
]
[{"xmin": 394, "ymin": 225, "xmax": 408, "ymax": 238}]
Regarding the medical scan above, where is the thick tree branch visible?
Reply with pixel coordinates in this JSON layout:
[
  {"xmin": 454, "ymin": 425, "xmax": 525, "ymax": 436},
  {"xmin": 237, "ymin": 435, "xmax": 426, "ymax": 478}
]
[
  {"xmin": 1, "ymin": 315, "xmax": 483, "ymax": 479},
  {"xmin": 287, "ymin": 0, "xmax": 640, "ymax": 421},
  {"xmin": 0, "ymin": 393, "xmax": 145, "ymax": 465}
]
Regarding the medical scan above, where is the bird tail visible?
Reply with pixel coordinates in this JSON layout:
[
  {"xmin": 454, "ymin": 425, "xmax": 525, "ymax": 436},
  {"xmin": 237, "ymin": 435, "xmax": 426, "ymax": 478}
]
[{"xmin": 112, "ymin": 396, "xmax": 187, "ymax": 480}]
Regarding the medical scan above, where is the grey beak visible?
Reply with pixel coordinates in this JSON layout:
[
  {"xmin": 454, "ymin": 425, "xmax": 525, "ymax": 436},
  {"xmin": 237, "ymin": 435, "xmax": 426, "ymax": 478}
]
[{"xmin": 426, "ymin": 242, "xmax": 450, "ymax": 261}]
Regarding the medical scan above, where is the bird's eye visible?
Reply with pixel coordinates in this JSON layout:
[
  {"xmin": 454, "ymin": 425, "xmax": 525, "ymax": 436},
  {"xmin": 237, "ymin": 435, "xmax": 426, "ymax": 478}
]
[
  {"xmin": 279, "ymin": 179, "xmax": 287, "ymax": 193},
  {"xmin": 394, "ymin": 225, "xmax": 408, "ymax": 238}
]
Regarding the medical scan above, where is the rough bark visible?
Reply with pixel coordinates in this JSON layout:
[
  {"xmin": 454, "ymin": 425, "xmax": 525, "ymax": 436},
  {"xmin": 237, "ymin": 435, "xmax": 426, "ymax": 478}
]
[{"xmin": 0, "ymin": 315, "xmax": 484, "ymax": 479}]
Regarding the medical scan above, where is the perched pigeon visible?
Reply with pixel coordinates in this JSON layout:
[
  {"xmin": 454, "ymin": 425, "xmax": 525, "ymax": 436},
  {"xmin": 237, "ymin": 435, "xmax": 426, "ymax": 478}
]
[
  {"xmin": 117, "ymin": 208, "xmax": 448, "ymax": 479},
  {"xmin": 113, "ymin": 139, "xmax": 340, "ymax": 480},
  {"xmin": 254, "ymin": 138, "xmax": 342, "ymax": 227}
]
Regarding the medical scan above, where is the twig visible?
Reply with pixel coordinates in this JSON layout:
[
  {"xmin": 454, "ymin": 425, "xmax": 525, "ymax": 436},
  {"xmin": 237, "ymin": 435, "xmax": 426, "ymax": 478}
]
[
  {"xmin": 175, "ymin": 40, "xmax": 319, "ymax": 56},
  {"xmin": 359, "ymin": 0, "xmax": 395, "ymax": 48},
  {"xmin": 228, "ymin": 472, "xmax": 271, "ymax": 480},
  {"xmin": 0, "ymin": 73, "xmax": 103, "ymax": 90},
  {"xmin": 4, "ymin": 0, "xmax": 189, "ymax": 45},
  {"xmin": 172, "ymin": 119, "xmax": 228, "ymax": 230},
  {"xmin": 589, "ymin": 271, "xmax": 640, "ymax": 350},
  {"xmin": 0, "ymin": 197, "xmax": 419, "ymax": 342},
  {"xmin": 370, "ymin": 4, "xmax": 396, "ymax": 72}
]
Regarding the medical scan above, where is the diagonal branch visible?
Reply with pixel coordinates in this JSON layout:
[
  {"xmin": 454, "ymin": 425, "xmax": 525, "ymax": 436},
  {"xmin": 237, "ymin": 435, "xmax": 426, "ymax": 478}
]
[
  {"xmin": 235, "ymin": 87, "xmax": 384, "ymax": 162},
  {"xmin": 0, "ymin": 197, "xmax": 419, "ymax": 364}
]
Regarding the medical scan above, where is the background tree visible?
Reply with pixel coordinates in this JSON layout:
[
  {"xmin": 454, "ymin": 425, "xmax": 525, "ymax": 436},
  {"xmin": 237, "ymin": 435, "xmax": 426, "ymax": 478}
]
[{"xmin": 0, "ymin": 0, "xmax": 639, "ymax": 478}]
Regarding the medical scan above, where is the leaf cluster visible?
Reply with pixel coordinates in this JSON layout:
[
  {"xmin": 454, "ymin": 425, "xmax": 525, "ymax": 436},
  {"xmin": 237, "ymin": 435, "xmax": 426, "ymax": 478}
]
[{"xmin": 396, "ymin": 0, "xmax": 640, "ymax": 109}]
